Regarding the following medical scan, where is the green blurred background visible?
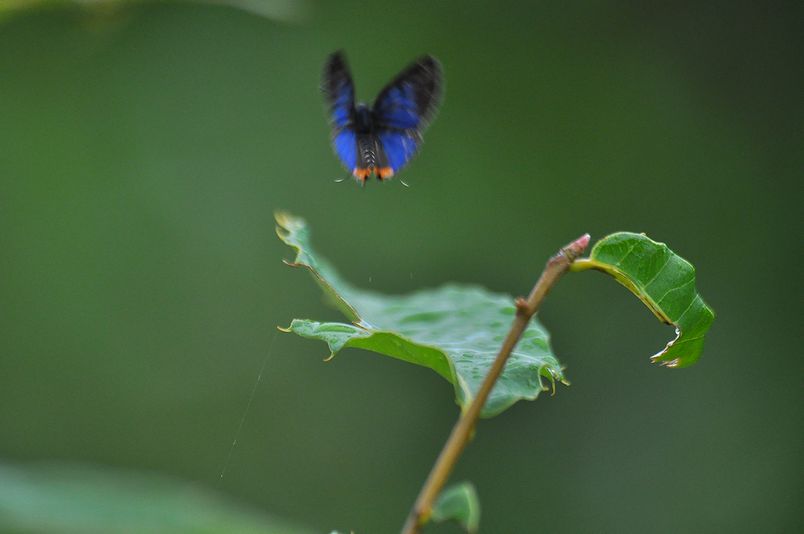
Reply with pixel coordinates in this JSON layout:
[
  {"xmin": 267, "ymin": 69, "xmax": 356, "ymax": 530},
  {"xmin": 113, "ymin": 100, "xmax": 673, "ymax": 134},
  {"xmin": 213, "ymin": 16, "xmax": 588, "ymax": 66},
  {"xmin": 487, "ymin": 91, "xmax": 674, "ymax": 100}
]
[{"xmin": 0, "ymin": 1, "xmax": 801, "ymax": 532}]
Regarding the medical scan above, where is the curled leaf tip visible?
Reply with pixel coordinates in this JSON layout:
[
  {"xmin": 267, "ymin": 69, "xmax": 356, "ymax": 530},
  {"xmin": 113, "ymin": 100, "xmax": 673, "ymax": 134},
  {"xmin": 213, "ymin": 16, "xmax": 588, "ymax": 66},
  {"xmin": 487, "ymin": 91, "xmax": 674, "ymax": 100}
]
[
  {"xmin": 576, "ymin": 232, "xmax": 714, "ymax": 367},
  {"xmin": 274, "ymin": 211, "xmax": 298, "ymax": 236},
  {"xmin": 274, "ymin": 210, "xmax": 301, "ymax": 227}
]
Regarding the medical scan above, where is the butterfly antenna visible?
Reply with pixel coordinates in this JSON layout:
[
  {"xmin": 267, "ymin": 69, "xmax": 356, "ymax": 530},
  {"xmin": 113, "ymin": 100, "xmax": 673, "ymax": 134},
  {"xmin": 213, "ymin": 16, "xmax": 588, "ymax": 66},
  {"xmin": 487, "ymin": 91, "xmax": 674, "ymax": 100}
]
[
  {"xmin": 334, "ymin": 172, "xmax": 350, "ymax": 184},
  {"xmin": 400, "ymin": 178, "xmax": 410, "ymax": 188}
]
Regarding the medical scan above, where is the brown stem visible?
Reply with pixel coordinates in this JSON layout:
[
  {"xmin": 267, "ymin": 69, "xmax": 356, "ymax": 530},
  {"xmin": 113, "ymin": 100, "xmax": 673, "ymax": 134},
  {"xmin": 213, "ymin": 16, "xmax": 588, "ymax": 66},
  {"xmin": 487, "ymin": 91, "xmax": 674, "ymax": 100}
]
[{"xmin": 400, "ymin": 233, "xmax": 590, "ymax": 534}]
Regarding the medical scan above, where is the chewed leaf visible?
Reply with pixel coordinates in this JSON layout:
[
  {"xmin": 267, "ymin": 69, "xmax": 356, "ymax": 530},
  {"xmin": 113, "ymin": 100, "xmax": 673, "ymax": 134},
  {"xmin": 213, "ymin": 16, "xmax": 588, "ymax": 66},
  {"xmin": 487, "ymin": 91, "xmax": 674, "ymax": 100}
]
[
  {"xmin": 571, "ymin": 232, "xmax": 714, "ymax": 367},
  {"xmin": 276, "ymin": 212, "xmax": 566, "ymax": 418},
  {"xmin": 431, "ymin": 481, "xmax": 481, "ymax": 533}
]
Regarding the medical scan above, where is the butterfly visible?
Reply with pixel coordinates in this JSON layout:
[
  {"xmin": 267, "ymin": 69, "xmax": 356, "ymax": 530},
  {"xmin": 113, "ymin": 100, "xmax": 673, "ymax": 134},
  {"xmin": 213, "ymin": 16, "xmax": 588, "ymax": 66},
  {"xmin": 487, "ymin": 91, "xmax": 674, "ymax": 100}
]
[{"xmin": 322, "ymin": 51, "xmax": 443, "ymax": 185}]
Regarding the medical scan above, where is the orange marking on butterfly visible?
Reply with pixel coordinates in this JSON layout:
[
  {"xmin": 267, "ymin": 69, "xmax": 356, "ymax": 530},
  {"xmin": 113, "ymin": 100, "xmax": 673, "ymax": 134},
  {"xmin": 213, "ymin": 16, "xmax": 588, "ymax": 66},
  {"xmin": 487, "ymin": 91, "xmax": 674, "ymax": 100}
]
[
  {"xmin": 352, "ymin": 167, "xmax": 371, "ymax": 184},
  {"xmin": 376, "ymin": 167, "xmax": 394, "ymax": 180}
]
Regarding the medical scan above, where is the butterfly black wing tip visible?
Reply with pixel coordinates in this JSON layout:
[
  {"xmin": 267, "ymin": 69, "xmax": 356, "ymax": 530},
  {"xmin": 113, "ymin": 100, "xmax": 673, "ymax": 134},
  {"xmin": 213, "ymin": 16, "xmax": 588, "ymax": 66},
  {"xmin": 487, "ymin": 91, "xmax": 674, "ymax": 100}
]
[
  {"xmin": 418, "ymin": 55, "xmax": 442, "ymax": 75},
  {"xmin": 324, "ymin": 51, "xmax": 346, "ymax": 75},
  {"xmin": 327, "ymin": 50, "xmax": 346, "ymax": 64},
  {"xmin": 322, "ymin": 50, "xmax": 354, "ymax": 103},
  {"xmin": 420, "ymin": 54, "xmax": 439, "ymax": 66}
]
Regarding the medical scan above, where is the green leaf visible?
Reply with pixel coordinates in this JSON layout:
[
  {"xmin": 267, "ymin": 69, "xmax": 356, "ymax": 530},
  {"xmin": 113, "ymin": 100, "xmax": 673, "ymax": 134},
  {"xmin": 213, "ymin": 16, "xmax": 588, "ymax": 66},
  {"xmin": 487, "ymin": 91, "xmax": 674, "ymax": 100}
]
[
  {"xmin": 0, "ymin": 0, "xmax": 307, "ymax": 23},
  {"xmin": 276, "ymin": 212, "xmax": 566, "ymax": 418},
  {"xmin": 571, "ymin": 232, "xmax": 715, "ymax": 367},
  {"xmin": 0, "ymin": 463, "xmax": 313, "ymax": 533},
  {"xmin": 431, "ymin": 481, "xmax": 481, "ymax": 533}
]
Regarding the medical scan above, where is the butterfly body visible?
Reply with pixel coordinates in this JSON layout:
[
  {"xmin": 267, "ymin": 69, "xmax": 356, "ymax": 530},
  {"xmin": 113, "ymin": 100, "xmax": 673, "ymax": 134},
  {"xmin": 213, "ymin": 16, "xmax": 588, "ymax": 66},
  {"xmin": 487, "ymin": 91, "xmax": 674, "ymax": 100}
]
[
  {"xmin": 322, "ymin": 51, "xmax": 443, "ymax": 185},
  {"xmin": 353, "ymin": 105, "xmax": 373, "ymax": 133}
]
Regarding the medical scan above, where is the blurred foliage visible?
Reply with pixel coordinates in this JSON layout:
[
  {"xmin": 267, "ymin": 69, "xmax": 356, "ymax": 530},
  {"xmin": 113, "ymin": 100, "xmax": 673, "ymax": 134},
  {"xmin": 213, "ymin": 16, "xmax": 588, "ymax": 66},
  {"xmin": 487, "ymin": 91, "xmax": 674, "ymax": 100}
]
[
  {"xmin": 0, "ymin": 0, "xmax": 307, "ymax": 23},
  {"xmin": 0, "ymin": 1, "xmax": 800, "ymax": 532},
  {"xmin": 0, "ymin": 463, "xmax": 312, "ymax": 533}
]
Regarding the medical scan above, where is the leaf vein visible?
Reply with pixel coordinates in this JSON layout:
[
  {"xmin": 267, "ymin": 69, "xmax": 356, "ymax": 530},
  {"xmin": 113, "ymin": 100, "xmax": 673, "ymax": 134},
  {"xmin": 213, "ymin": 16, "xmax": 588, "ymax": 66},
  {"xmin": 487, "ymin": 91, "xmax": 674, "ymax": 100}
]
[
  {"xmin": 656, "ymin": 277, "xmax": 695, "ymax": 306},
  {"xmin": 643, "ymin": 255, "xmax": 672, "ymax": 289},
  {"xmin": 674, "ymin": 295, "xmax": 700, "ymax": 323},
  {"xmin": 614, "ymin": 242, "xmax": 638, "ymax": 267}
]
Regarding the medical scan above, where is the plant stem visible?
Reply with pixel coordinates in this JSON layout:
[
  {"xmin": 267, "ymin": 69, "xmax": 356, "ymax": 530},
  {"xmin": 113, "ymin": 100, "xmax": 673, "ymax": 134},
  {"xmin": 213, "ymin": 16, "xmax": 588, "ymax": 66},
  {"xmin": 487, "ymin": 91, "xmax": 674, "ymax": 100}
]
[{"xmin": 400, "ymin": 233, "xmax": 591, "ymax": 534}]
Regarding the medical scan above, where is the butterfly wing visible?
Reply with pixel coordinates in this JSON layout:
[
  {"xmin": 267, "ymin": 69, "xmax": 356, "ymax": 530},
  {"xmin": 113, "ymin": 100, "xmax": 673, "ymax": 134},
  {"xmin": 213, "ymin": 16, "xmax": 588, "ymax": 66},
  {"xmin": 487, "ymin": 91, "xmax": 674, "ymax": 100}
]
[
  {"xmin": 372, "ymin": 55, "xmax": 443, "ymax": 176},
  {"xmin": 373, "ymin": 55, "xmax": 442, "ymax": 131},
  {"xmin": 322, "ymin": 51, "xmax": 358, "ymax": 172}
]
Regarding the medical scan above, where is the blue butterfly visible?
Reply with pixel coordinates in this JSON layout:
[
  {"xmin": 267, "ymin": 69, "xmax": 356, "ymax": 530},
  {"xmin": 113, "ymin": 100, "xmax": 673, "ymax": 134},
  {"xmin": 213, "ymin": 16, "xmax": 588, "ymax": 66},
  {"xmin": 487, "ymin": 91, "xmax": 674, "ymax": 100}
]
[{"xmin": 322, "ymin": 51, "xmax": 443, "ymax": 185}]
